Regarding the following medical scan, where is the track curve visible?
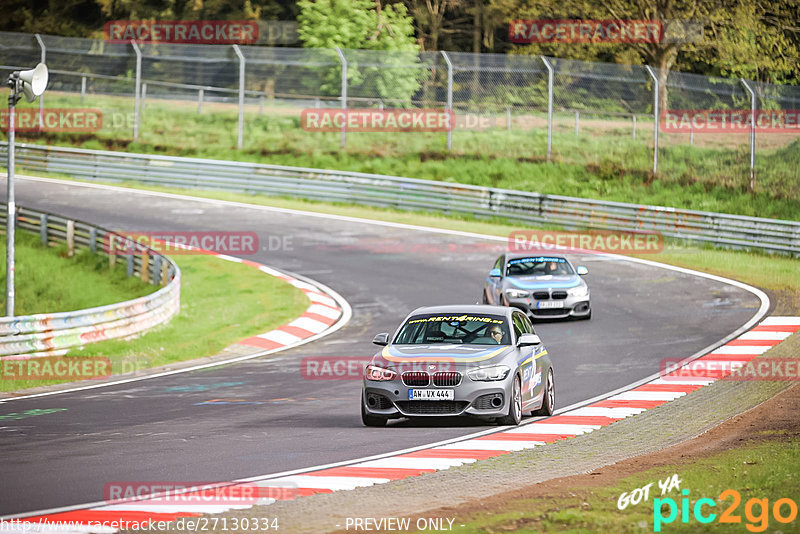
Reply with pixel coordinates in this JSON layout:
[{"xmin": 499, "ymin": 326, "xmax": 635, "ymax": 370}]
[{"xmin": 0, "ymin": 177, "xmax": 764, "ymax": 516}]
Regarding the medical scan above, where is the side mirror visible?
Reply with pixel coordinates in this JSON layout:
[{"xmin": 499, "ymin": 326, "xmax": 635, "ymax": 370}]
[
  {"xmin": 372, "ymin": 332, "xmax": 389, "ymax": 346},
  {"xmin": 489, "ymin": 268, "xmax": 502, "ymax": 278},
  {"xmin": 576, "ymin": 266, "xmax": 589, "ymax": 276},
  {"xmin": 517, "ymin": 333, "xmax": 541, "ymax": 347}
]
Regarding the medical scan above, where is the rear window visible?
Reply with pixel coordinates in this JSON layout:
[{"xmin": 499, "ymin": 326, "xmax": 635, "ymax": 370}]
[{"xmin": 394, "ymin": 313, "xmax": 511, "ymax": 345}]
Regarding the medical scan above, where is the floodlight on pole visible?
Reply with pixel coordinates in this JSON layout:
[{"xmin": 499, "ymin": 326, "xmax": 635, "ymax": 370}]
[{"xmin": 5, "ymin": 62, "xmax": 48, "ymax": 317}]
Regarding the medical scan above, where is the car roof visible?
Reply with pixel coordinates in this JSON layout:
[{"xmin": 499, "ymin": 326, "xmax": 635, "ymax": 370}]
[
  {"xmin": 505, "ymin": 252, "xmax": 570, "ymax": 262},
  {"xmin": 405, "ymin": 304, "xmax": 515, "ymax": 319}
]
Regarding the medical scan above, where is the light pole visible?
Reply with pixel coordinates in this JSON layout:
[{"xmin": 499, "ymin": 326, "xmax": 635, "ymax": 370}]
[{"xmin": 5, "ymin": 63, "xmax": 47, "ymax": 317}]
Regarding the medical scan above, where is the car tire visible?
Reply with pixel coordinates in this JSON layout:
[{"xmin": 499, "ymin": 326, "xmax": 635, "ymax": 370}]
[
  {"xmin": 481, "ymin": 290, "xmax": 490, "ymax": 305},
  {"xmin": 497, "ymin": 375, "xmax": 522, "ymax": 425},
  {"xmin": 361, "ymin": 395, "xmax": 387, "ymax": 427},
  {"xmin": 533, "ymin": 369, "xmax": 555, "ymax": 416}
]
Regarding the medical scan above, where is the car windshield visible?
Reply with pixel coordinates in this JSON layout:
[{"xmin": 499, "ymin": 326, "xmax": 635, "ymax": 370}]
[
  {"xmin": 506, "ymin": 256, "xmax": 574, "ymax": 276},
  {"xmin": 394, "ymin": 313, "xmax": 511, "ymax": 345}
]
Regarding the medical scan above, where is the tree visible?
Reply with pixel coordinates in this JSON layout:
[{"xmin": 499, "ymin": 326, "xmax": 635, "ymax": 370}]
[{"xmin": 297, "ymin": 0, "xmax": 423, "ymax": 103}]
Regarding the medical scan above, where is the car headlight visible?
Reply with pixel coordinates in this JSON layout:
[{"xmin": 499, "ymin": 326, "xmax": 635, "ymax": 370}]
[
  {"xmin": 468, "ymin": 365, "xmax": 510, "ymax": 381},
  {"xmin": 568, "ymin": 285, "xmax": 589, "ymax": 298},
  {"xmin": 365, "ymin": 365, "xmax": 396, "ymax": 381},
  {"xmin": 504, "ymin": 289, "xmax": 529, "ymax": 299}
]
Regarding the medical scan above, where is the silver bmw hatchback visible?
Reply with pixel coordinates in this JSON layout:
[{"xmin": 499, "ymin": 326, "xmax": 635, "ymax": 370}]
[{"xmin": 361, "ymin": 305, "xmax": 554, "ymax": 427}]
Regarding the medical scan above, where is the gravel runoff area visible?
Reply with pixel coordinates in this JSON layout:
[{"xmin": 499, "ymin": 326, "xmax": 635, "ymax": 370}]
[{"xmin": 126, "ymin": 327, "xmax": 800, "ymax": 534}]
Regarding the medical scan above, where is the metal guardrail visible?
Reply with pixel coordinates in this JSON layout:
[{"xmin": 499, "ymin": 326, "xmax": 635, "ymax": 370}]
[
  {"xmin": 0, "ymin": 202, "xmax": 181, "ymax": 357},
  {"xmin": 2, "ymin": 142, "xmax": 799, "ymax": 256}
]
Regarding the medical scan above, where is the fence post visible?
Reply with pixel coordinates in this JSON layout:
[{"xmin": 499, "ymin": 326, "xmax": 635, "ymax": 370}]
[
  {"xmin": 507, "ymin": 106, "xmax": 511, "ymax": 131},
  {"xmin": 40, "ymin": 214, "xmax": 48, "ymax": 246},
  {"xmin": 574, "ymin": 111, "xmax": 579, "ymax": 136},
  {"xmin": 644, "ymin": 65, "xmax": 659, "ymax": 174},
  {"xmin": 198, "ymin": 88, "xmax": 203, "ymax": 114},
  {"xmin": 740, "ymin": 78, "xmax": 756, "ymax": 192},
  {"xmin": 632, "ymin": 115, "xmax": 637, "ymax": 139},
  {"xmin": 141, "ymin": 82, "xmax": 147, "ymax": 110},
  {"xmin": 66, "ymin": 220, "xmax": 75, "ymax": 257},
  {"xmin": 232, "ymin": 45, "xmax": 246, "ymax": 150},
  {"xmin": 335, "ymin": 47, "xmax": 347, "ymax": 148},
  {"xmin": 441, "ymin": 51, "xmax": 453, "ymax": 150},
  {"xmin": 131, "ymin": 41, "xmax": 142, "ymax": 141},
  {"xmin": 541, "ymin": 57, "xmax": 554, "ymax": 161},
  {"xmin": 81, "ymin": 76, "xmax": 87, "ymax": 104},
  {"xmin": 34, "ymin": 34, "xmax": 45, "ymax": 130},
  {"xmin": 89, "ymin": 226, "xmax": 97, "ymax": 253}
]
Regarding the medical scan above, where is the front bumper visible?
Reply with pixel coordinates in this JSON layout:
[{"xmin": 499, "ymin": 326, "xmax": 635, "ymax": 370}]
[
  {"xmin": 508, "ymin": 295, "xmax": 590, "ymax": 320},
  {"xmin": 362, "ymin": 373, "xmax": 514, "ymax": 419}
]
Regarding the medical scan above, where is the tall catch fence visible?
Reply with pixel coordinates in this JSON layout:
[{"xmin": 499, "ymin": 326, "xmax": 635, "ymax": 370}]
[{"xmin": 0, "ymin": 31, "xmax": 798, "ymax": 194}]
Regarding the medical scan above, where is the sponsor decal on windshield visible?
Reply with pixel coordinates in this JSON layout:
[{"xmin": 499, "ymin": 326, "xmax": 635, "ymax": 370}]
[
  {"xmin": 407, "ymin": 315, "xmax": 504, "ymax": 325},
  {"xmin": 508, "ymin": 256, "xmax": 566, "ymax": 265}
]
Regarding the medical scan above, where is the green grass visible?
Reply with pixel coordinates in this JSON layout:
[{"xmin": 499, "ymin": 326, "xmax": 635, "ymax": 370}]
[
  {"xmin": 433, "ymin": 438, "xmax": 800, "ymax": 533},
  {"xmin": 1, "ymin": 231, "xmax": 309, "ymax": 392},
  {"xmin": 0, "ymin": 229, "xmax": 155, "ymax": 315},
  {"xmin": 12, "ymin": 91, "xmax": 800, "ymax": 221}
]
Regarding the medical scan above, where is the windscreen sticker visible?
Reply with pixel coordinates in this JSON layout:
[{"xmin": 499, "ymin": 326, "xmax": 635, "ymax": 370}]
[
  {"xmin": 508, "ymin": 256, "xmax": 566, "ymax": 265},
  {"xmin": 407, "ymin": 315, "xmax": 504, "ymax": 325}
]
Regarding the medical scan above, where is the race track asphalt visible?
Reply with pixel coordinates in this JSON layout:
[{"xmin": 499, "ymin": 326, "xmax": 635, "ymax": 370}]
[{"xmin": 0, "ymin": 178, "xmax": 763, "ymax": 515}]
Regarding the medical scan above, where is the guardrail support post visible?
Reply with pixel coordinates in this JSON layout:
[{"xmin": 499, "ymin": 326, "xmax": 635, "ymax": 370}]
[
  {"xmin": 644, "ymin": 65, "xmax": 659, "ymax": 174},
  {"xmin": 34, "ymin": 34, "xmax": 45, "ymax": 130},
  {"xmin": 335, "ymin": 47, "xmax": 347, "ymax": 148},
  {"xmin": 153, "ymin": 255, "xmax": 162, "ymax": 285},
  {"xmin": 40, "ymin": 214, "xmax": 48, "ymax": 246},
  {"xmin": 232, "ymin": 45, "xmax": 246, "ymax": 150},
  {"xmin": 89, "ymin": 227, "xmax": 97, "ymax": 253},
  {"xmin": 66, "ymin": 220, "xmax": 75, "ymax": 257},
  {"xmin": 131, "ymin": 41, "xmax": 142, "ymax": 141},
  {"xmin": 126, "ymin": 253, "xmax": 134, "ymax": 277},
  {"xmin": 541, "ymin": 56, "xmax": 554, "ymax": 161},
  {"xmin": 740, "ymin": 78, "xmax": 756, "ymax": 192},
  {"xmin": 441, "ymin": 51, "xmax": 453, "ymax": 150}
]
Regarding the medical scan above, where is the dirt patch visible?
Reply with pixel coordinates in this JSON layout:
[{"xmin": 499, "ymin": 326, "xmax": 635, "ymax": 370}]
[{"xmin": 399, "ymin": 382, "xmax": 800, "ymax": 530}]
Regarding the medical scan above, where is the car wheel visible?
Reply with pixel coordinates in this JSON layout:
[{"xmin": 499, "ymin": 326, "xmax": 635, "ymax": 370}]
[
  {"xmin": 533, "ymin": 369, "xmax": 555, "ymax": 416},
  {"xmin": 481, "ymin": 290, "xmax": 490, "ymax": 305},
  {"xmin": 361, "ymin": 395, "xmax": 387, "ymax": 427},
  {"xmin": 498, "ymin": 375, "xmax": 522, "ymax": 425}
]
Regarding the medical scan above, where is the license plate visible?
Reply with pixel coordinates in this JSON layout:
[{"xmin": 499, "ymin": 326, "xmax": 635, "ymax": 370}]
[
  {"xmin": 537, "ymin": 301, "xmax": 564, "ymax": 309},
  {"xmin": 408, "ymin": 389, "xmax": 454, "ymax": 401}
]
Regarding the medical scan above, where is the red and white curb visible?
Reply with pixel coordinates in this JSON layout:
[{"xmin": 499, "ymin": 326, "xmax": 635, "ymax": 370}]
[{"xmin": 5, "ymin": 316, "xmax": 797, "ymax": 533}]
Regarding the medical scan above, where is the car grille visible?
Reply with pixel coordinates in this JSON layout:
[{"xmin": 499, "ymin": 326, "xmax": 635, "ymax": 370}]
[
  {"xmin": 396, "ymin": 401, "xmax": 469, "ymax": 415},
  {"xmin": 366, "ymin": 392, "xmax": 393, "ymax": 410},
  {"xmin": 432, "ymin": 372, "xmax": 461, "ymax": 387},
  {"xmin": 552, "ymin": 290, "xmax": 568, "ymax": 299},
  {"xmin": 473, "ymin": 393, "xmax": 503, "ymax": 410},
  {"xmin": 402, "ymin": 372, "xmax": 430, "ymax": 387},
  {"xmin": 533, "ymin": 308, "xmax": 568, "ymax": 316},
  {"xmin": 533, "ymin": 291, "xmax": 550, "ymax": 300}
]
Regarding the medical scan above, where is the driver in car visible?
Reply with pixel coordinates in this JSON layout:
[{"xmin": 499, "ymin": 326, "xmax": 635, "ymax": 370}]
[{"xmin": 487, "ymin": 325, "xmax": 505, "ymax": 344}]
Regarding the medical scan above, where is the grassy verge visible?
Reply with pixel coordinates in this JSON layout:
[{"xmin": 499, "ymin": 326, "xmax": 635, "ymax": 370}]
[
  {"xmin": 0, "ymin": 229, "xmax": 155, "ymax": 315},
  {"xmin": 10, "ymin": 92, "xmax": 800, "ymax": 221},
  {"xmin": 433, "ymin": 437, "xmax": 800, "ymax": 533},
  {"xmin": 1, "ymin": 231, "xmax": 310, "ymax": 392}
]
